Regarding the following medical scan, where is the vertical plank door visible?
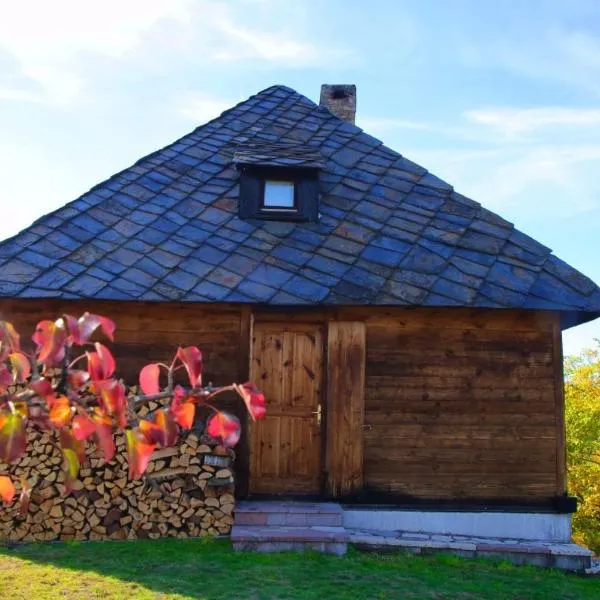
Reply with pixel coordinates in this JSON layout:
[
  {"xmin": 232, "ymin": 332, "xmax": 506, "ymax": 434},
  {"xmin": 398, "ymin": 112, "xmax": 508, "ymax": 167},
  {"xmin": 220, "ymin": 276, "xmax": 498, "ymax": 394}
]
[{"xmin": 249, "ymin": 324, "xmax": 323, "ymax": 495}]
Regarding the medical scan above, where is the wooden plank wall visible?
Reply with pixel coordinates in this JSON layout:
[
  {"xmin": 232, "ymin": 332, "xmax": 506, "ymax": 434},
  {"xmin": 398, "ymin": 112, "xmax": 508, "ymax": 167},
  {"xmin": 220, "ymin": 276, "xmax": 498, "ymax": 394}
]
[
  {"xmin": 362, "ymin": 308, "xmax": 561, "ymax": 501},
  {"xmin": 0, "ymin": 299, "xmax": 242, "ymax": 387},
  {"xmin": 325, "ymin": 321, "xmax": 366, "ymax": 497}
]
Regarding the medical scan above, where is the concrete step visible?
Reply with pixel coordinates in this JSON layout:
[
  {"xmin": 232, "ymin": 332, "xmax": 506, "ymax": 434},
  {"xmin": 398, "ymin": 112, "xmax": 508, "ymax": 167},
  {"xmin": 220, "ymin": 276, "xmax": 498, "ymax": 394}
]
[
  {"xmin": 235, "ymin": 501, "xmax": 343, "ymax": 527},
  {"xmin": 231, "ymin": 524, "xmax": 348, "ymax": 555}
]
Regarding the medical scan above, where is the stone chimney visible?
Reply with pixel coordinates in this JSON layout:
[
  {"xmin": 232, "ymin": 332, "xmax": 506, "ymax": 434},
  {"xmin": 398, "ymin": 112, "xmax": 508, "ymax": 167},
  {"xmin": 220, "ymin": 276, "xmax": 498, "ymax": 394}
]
[{"xmin": 319, "ymin": 84, "xmax": 356, "ymax": 124}]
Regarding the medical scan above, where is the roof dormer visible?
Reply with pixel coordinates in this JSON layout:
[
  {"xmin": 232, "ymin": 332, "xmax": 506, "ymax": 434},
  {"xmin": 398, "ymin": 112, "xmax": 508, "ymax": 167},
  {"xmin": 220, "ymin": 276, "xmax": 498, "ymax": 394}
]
[{"xmin": 234, "ymin": 142, "xmax": 321, "ymax": 222}]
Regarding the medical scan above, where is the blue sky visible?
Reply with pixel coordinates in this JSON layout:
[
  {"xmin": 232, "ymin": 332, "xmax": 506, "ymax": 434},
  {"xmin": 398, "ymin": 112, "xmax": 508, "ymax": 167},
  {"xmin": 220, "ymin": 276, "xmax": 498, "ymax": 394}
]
[{"xmin": 0, "ymin": 0, "xmax": 599, "ymax": 355}]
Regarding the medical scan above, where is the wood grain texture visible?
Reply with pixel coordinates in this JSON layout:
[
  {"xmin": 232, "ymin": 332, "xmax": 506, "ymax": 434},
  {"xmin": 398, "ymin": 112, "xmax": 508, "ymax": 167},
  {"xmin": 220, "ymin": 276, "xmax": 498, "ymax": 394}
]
[
  {"xmin": 362, "ymin": 310, "xmax": 561, "ymax": 501},
  {"xmin": 325, "ymin": 321, "xmax": 366, "ymax": 497},
  {"xmin": 249, "ymin": 323, "xmax": 323, "ymax": 494},
  {"xmin": 235, "ymin": 306, "xmax": 253, "ymax": 498}
]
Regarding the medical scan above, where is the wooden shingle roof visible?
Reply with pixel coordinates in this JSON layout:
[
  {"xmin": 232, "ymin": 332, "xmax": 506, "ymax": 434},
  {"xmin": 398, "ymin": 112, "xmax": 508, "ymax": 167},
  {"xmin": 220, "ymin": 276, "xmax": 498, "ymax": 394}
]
[{"xmin": 0, "ymin": 85, "xmax": 598, "ymax": 328}]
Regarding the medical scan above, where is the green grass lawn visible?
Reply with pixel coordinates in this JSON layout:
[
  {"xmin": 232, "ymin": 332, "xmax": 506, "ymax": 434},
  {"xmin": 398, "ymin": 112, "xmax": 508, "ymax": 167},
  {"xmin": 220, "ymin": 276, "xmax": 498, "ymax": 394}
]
[{"xmin": 0, "ymin": 538, "xmax": 597, "ymax": 600}]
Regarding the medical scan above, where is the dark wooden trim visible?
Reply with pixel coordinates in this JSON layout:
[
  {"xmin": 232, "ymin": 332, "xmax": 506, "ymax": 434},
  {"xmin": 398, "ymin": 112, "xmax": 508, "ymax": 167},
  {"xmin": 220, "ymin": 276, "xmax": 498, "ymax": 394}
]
[
  {"xmin": 234, "ymin": 306, "xmax": 253, "ymax": 499},
  {"xmin": 338, "ymin": 492, "xmax": 578, "ymax": 514},
  {"xmin": 552, "ymin": 312, "xmax": 567, "ymax": 496},
  {"xmin": 237, "ymin": 165, "xmax": 319, "ymax": 222},
  {"xmin": 325, "ymin": 321, "xmax": 366, "ymax": 497}
]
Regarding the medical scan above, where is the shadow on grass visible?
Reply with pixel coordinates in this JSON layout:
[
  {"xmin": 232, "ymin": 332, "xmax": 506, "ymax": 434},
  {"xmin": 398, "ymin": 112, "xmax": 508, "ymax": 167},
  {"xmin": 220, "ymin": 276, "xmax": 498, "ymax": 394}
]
[{"xmin": 0, "ymin": 538, "xmax": 597, "ymax": 600}]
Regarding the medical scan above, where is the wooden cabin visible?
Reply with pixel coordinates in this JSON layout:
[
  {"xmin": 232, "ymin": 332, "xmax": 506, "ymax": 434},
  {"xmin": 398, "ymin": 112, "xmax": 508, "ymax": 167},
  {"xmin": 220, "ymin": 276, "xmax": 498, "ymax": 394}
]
[{"xmin": 1, "ymin": 84, "xmax": 599, "ymax": 519}]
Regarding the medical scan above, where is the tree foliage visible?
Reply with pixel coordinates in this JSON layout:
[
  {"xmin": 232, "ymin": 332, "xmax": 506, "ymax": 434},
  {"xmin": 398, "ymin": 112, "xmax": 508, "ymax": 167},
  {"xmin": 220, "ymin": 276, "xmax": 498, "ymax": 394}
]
[
  {"xmin": 0, "ymin": 313, "xmax": 266, "ymax": 511},
  {"xmin": 565, "ymin": 342, "xmax": 600, "ymax": 553}
]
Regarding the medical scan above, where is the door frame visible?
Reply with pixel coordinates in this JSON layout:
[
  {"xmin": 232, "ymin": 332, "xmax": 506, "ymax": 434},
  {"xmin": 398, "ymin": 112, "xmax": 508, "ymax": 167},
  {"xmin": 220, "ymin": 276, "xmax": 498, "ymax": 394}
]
[{"xmin": 246, "ymin": 319, "xmax": 327, "ymax": 497}]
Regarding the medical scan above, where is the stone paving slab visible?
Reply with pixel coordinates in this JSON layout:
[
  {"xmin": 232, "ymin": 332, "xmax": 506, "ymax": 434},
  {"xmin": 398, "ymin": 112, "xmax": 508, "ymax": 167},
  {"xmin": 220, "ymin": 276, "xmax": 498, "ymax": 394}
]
[{"xmin": 348, "ymin": 529, "xmax": 593, "ymax": 571}]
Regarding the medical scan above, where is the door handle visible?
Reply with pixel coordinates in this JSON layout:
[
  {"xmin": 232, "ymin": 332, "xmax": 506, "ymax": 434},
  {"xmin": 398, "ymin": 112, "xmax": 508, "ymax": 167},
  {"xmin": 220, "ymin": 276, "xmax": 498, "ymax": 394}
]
[{"xmin": 312, "ymin": 404, "xmax": 322, "ymax": 426}]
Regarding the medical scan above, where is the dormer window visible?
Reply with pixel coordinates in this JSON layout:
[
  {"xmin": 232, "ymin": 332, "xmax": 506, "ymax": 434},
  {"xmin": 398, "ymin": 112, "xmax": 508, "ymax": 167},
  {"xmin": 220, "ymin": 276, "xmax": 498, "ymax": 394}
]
[
  {"xmin": 234, "ymin": 142, "xmax": 322, "ymax": 222},
  {"xmin": 263, "ymin": 180, "xmax": 295, "ymax": 210}
]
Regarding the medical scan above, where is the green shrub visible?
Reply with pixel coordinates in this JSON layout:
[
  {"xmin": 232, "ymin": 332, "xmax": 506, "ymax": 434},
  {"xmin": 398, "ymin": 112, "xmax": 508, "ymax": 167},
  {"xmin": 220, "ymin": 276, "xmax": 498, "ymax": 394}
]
[{"xmin": 565, "ymin": 344, "xmax": 600, "ymax": 554}]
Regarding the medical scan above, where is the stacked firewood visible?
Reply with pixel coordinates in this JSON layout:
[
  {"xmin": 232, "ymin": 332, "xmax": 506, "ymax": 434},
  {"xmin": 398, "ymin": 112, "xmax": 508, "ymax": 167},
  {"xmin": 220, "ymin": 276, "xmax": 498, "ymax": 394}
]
[{"xmin": 0, "ymin": 426, "xmax": 236, "ymax": 542}]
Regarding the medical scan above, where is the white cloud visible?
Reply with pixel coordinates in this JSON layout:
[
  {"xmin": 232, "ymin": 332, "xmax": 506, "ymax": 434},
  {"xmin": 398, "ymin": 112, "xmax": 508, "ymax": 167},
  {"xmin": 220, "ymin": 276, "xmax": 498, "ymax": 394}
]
[
  {"xmin": 457, "ymin": 19, "xmax": 600, "ymax": 95},
  {"xmin": 0, "ymin": 0, "xmax": 347, "ymax": 107},
  {"xmin": 465, "ymin": 107, "xmax": 600, "ymax": 139},
  {"xmin": 213, "ymin": 20, "xmax": 342, "ymax": 65},
  {"xmin": 0, "ymin": 0, "xmax": 193, "ymax": 105}
]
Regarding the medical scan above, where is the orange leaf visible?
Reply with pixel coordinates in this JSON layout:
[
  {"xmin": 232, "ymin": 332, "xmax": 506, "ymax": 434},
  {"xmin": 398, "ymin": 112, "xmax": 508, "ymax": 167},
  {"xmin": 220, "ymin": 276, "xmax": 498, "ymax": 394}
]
[
  {"xmin": 234, "ymin": 382, "xmax": 266, "ymax": 421},
  {"xmin": 125, "ymin": 428, "xmax": 155, "ymax": 480},
  {"xmin": 172, "ymin": 402, "xmax": 195, "ymax": 429},
  {"xmin": 176, "ymin": 346, "xmax": 203, "ymax": 388},
  {"xmin": 0, "ymin": 411, "xmax": 27, "ymax": 463},
  {"xmin": 206, "ymin": 411, "xmax": 240, "ymax": 447},
  {"xmin": 0, "ymin": 475, "xmax": 15, "ymax": 503},
  {"xmin": 171, "ymin": 386, "xmax": 195, "ymax": 429},
  {"xmin": 48, "ymin": 396, "xmax": 73, "ymax": 428},
  {"xmin": 96, "ymin": 379, "xmax": 127, "ymax": 428},
  {"xmin": 139, "ymin": 363, "xmax": 160, "ymax": 395},
  {"xmin": 32, "ymin": 319, "xmax": 67, "ymax": 365},
  {"xmin": 8, "ymin": 352, "xmax": 30, "ymax": 383},
  {"xmin": 139, "ymin": 409, "xmax": 178, "ymax": 447}
]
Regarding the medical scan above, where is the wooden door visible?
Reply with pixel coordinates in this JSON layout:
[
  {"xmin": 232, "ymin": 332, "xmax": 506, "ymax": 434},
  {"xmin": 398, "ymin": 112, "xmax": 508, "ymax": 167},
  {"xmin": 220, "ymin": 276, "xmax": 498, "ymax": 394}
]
[{"xmin": 249, "ymin": 324, "xmax": 323, "ymax": 495}]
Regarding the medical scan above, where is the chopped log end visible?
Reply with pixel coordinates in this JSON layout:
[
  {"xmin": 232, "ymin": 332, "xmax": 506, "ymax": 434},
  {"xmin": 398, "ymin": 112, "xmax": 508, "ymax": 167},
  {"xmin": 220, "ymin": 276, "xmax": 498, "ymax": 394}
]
[{"xmin": 0, "ymin": 430, "xmax": 235, "ymax": 543}]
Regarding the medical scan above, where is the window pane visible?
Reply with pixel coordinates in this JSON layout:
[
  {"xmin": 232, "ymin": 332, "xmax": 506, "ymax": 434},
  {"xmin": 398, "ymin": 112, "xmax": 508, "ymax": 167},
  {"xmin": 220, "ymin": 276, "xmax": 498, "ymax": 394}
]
[{"xmin": 264, "ymin": 180, "xmax": 295, "ymax": 208}]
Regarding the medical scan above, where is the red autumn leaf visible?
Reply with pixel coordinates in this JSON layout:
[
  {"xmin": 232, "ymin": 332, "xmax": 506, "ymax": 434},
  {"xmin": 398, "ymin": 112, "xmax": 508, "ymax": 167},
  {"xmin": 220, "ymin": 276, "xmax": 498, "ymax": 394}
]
[
  {"xmin": 91, "ymin": 410, "xmax": 115, "ymax": 463},
  {"xmin": 171, "ymin": 386, "xmax": 195, "ymax": 429},
  {"xmin": 0, "ymin": 411, "xmax": 27, "ymax": 463},
  {"xmin": 139, "ymin": 409, "xmax": 178, "ymax": 447},
  {"xmin": 64, "ymin": 312, "xmax": 116, "ymax": 345},
  {"xmin": 234, "ymin": 382, "xmax": 267, "ymax": 421},
  {"xmin": 95, "ymin": 379, "xmax": 127, "ymax": 428},
  {"xmin": 86, "ymin": 343, "xmax": 116, "ymax": 381},
  {"xmin": 0, "ymin": 321, "xmax": 20, "ymax": 360},
  {"xmin": 29, "ymin": 378, "xmax": 53, "ymax": 400},
  {"xmin": 72, "ymin": 414, "xmax": 96, "ymax": 441},
  {"xmin": 139, "ymin": 363, "xmax": 160, "ymax": 395},
  {"xmin": 176, "ymin": 346, "xmax": 203, "ymax": 388},
  {"xmin": 8, "ymin": 352, "xmax": 30, "ymax": 383},
  {"xmin": 125, "ymin": 428, "xmax": 155, "ymax": 480},
  {"xmin": 48, "ymin": 396, "xmax": 73, "ymax": 428},
  {"xmin": 0, "ymin": 475, "xmax": 15, "ymax": 503},
  {"xmin": 69, "ymin": 369, "xmax": 90, "ymax": 390},
  {"xmin": 207, "ymin": 411, "xmax": 241, "ymax": 447},
  {"xmin": 32, "ymin": 319, "xmax": 67, "ymax": 365},
  {"xmin": 18, "ymin": 476, "xmax": 31, "ymax": 515}
]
